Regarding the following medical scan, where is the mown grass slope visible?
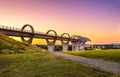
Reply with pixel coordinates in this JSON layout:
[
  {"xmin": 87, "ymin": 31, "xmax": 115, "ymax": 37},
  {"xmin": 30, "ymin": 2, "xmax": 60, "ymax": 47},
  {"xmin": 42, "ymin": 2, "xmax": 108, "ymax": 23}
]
[{"xmin": 64, "ymin": 49, "xmax": 120, "ymax": 63}]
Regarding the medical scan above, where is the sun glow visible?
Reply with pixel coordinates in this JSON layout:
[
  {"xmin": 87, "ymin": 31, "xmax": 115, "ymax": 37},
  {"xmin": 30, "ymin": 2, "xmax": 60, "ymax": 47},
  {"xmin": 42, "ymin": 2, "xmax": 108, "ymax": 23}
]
[{"xmin": 0, "ymin": 0, "xmax": 120, "ymax": 44}]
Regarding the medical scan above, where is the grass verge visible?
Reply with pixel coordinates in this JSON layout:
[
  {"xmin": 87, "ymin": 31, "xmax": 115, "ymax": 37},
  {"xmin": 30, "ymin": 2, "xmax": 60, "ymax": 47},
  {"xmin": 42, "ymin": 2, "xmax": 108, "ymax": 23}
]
[
  {"xmin": 64, "ymin": 49, "xmax": 120, "ymax": 63},
  {"xmin": 0, "ymin": 52, "xmax": 119, "ymax": 77}
]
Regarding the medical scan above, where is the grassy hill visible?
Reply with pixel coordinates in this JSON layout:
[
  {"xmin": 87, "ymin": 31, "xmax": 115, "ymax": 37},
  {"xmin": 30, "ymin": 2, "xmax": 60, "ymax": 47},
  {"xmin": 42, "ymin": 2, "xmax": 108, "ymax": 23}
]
[{"xmin": 0, "ymin": 33, "xmax": 42, "ymax": 54}]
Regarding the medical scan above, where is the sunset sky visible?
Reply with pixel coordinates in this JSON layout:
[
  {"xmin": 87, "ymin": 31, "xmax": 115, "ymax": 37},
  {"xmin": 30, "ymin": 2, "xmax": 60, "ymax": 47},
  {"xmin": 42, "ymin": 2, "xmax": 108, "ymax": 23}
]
[{"xmin": 0, "ymin": 0, "xmax": 120, "ymax": 44}]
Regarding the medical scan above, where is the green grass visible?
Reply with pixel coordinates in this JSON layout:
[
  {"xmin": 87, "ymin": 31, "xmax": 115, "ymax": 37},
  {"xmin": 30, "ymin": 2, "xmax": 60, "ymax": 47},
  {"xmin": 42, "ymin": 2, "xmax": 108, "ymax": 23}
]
[
  {"xmin": 0, "ymin": 52, "xmax": 119, "ymax": 77},
  {"xmin": 64, "ymin": 49, "xmax": 120, "ymax": 63},
  {"xmin": 0, "ymin": 33, "xmax": 42, "ymax": 54},
  {"xmin": 0, "ymin": 33, "xmax": 119, "ymax": 77}
]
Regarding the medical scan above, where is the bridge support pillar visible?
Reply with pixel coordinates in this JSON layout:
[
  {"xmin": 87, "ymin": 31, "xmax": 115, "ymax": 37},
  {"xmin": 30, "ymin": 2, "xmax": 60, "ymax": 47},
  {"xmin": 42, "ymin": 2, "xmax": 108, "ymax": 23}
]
[
  {"xmin": 62, "ymin": 44, "xmax": 69, "ymax": 51},
  {"xmin": 79, "ymin": 42, "xmax": 85, "ymax": 50},
  {"xmin": 71, "ymin": 35, "xmax": 80, "ymax": 51},
  {"xmin": 47, "ymin": 42, "xmax": 55, "ymax": 52},
  {"xmin": 71, "ymin": 41, "xmax": 80, "ymax": 51}
]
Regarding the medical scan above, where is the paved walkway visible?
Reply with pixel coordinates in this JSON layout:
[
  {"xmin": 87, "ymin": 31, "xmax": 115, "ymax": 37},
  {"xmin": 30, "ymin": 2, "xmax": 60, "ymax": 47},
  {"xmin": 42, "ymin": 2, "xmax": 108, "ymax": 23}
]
[{"xmin": 51, "ymin": 52, "xmax": 120, "ymax": 74}]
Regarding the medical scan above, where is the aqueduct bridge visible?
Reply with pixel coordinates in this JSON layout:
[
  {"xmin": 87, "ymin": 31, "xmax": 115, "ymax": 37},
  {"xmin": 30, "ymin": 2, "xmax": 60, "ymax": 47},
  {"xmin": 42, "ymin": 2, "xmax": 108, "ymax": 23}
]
[{"xmin": 0, "ymin": 24, "xmax": 90, "ymax": 52}]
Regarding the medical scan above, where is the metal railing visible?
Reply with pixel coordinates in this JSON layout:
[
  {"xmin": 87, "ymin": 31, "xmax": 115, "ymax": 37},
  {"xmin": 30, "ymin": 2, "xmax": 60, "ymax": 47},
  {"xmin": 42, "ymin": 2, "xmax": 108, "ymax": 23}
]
[
  {"xmin": 0, "ymin": 25, "xmax": 56, "ymax": 36},
  {"xmin": 0, "ymin": 25, "xmax": 80, "ymax": 40},
  {"xmin": 0, "ymin": 25, "xmax": 21, "ymax": 31}
]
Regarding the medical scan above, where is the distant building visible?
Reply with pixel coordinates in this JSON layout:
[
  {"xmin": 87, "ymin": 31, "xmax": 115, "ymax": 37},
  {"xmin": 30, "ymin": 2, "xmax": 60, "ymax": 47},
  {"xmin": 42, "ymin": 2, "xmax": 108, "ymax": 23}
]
[{"xmin": 85, "ymin": 43, "xmax": 120, "ymax": 50}]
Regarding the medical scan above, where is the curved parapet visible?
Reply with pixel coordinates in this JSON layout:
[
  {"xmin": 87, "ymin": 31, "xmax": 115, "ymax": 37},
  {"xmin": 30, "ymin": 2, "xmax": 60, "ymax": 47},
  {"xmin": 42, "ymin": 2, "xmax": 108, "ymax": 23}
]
[
  {"xmin": 71, "ymin": 35, "xmax": 76, "ymax": 39},
  {"xmin": 46, "ymin": 30, "xmax": 57, "ymax": 44},
  {"xmin": 61, "ymin": 33, "xmax": 70, "ymax": 44},
  {"xmin": 77, "ymin": 36, "xmax": 91, "ymax": 43},
  {"xmin": 21, "ymin": 24, "xmax": 34, "ymax": 44},
  {"xmin": 71, "ymin": 35, "xmax": 79, "ymax": 42}
]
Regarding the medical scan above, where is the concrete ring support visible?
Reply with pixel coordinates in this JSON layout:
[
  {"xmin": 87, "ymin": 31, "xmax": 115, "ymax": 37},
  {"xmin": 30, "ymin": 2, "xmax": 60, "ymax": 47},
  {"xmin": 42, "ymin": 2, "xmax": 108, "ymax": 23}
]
[
  {"xmin": 46, "ymin": 30, "xmax": 57, "ymax": 52},
  {"xmin": 61, "ymin": 33, "xmax": 70, "ymax": 51},
  {"xmin": 71, "ymin": 35, "xmax": 79, "ymax": 41},
  {"xmin": 46, "ymin": 30, "xmax": 57, "ymax": 44},
  {"xmin": 21, "ymin": 24, "xmax": 34, "ymax": 44},
  {"xmin": 61, "ymin": 33, "xmax": 70, "ymax": 44},
  {"xmin": 71, "ymin": 35, "xmax": 79, "ymax": 51}
]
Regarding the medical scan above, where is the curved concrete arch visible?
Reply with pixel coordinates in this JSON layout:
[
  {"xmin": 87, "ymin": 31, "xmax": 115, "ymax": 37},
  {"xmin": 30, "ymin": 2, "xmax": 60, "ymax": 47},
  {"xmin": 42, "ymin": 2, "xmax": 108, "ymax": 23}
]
[
  {"xmin": 71, "ymin": 35, "xmax": 79, "ymax": 42},
  {"xmin": 71, "ymin": 35, "xmax": 78, "ymax": 39},
  {"xmin": 46, "ymin": 30, "xmax": 57, "ymax": 43},
  {"xmin": 61, "ymin": 33, "xmax": 70, "ymax": 44},
  {"xmin": 70, "ymin": 35, "xmax": 80, "ymax": 51},
  {"xmin": 21, "ymin": 24, "xmax": 34, "ymax": 44},
  {"xmin": 61, "ymin": 33, "xmax": 70, "ymax": 51},
  {"xmin": 46, "ymin": 30, "xmax": 57, "ymax": 52}
]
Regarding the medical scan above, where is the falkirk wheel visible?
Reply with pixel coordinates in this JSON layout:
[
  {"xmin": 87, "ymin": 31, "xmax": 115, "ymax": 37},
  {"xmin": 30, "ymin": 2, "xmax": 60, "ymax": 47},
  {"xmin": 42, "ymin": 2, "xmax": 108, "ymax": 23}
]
[{"xmin": 20, "ymin": 24, "xmax": 91, "ymax": 51}]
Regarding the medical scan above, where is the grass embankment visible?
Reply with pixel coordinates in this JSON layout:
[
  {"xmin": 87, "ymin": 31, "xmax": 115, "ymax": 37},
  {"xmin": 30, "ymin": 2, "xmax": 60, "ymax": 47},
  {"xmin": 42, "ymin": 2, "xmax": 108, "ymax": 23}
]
[
  {"xmin": 64, "ymin": 49, "xmax": 120, "ymax": 63},
  {"xmin": 0, "ymin": 52, "xmax": 119, "ymax": 77},
  {"xmin": 0, "ymin": 33, "xmax": 41, "ymax": 54}
]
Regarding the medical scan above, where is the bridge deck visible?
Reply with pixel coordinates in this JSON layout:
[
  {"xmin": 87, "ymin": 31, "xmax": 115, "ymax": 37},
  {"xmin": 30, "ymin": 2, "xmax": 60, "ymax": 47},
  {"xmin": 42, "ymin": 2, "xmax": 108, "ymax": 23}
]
[{"xmin": 0, "ymin": 26, "xmax": 78, "ymax": 41}]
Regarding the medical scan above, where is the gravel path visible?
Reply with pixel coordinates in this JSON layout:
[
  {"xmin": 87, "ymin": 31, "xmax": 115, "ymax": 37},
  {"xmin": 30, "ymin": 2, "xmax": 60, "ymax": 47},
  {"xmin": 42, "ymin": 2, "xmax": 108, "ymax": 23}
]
[{"xmin": 51, "ymin": 52, "xmax": 120, "ymax": 74}]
